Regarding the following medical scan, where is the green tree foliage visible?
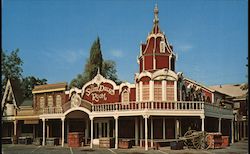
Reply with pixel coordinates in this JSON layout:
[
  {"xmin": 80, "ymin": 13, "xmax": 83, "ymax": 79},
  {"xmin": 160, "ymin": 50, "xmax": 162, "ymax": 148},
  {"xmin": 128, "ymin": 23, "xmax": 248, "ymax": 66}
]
[
  {"xmin": 21, "ymin": 76, "xmax": 47, "ymax": 99},
  {"xmin": 70, "ymin": 37, "xmax": 120, "ymax": 88},
  {"xmin": 102, "ymin": 60, "xmax": 121, "ymax": 84},
  {"xmin": 1, "ymin": 49, "xmax": 47, "ymax": 99},
  {"xmin": 84, "ymin": 37, "xmax": 103, "ymax": 81},
  {"xmin": 1, "ymin": 49, "xmax": 23, "ymax": 91}
]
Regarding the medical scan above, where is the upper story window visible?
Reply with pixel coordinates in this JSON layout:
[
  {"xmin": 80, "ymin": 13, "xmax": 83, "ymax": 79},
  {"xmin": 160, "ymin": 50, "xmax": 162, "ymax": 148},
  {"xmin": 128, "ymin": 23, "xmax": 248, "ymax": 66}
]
[
  {"xmin": 142, "ymin": 83, "xmax": 150, "ymax": 101},
  {"xmin": 166, "ymin": 81, "xmax": 174, "ymax": 101},
  {"xmin": 48, "ymin": 96, "xmax": 53, "ymax": 107},
  {"xmin": 39, "ymin": 97, "xmax": 45, "ymax": 109},
  {"xmin": 56, "ymin": 95, "xmax": 62, "ymax": 107},
  {"xmin": 160, "ymin": 41, "xmax": 165, "ymax": 53},
  {"xmin": 154, "ymin": 81, "xmax": 162, "ymax": 101},
  {"xmin": 122, "ymin": 89, "xmax": 129, "ymax": 103}
]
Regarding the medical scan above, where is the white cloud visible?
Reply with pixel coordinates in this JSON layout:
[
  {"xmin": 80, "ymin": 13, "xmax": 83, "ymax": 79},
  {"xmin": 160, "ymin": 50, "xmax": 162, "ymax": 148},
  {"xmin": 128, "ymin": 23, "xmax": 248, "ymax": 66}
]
[
  {"xmin": 177, "ymin": 44, "xmax": 193, "ymax": 52},
  {"xmin": 42, "ymin": 48, "xmax": 87, "ymax": 64},
  {"xmin": 110, "ymin": 49, "xmax": 124, "ymax": 58}
]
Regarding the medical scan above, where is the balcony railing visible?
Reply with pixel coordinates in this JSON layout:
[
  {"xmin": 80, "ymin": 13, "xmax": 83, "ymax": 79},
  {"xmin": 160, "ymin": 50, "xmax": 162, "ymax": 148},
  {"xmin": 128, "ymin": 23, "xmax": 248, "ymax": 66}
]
[
  {"xmin": 91, "ymin": 101, "xmax": 204, "ymax": 112},
  {"xmin": 41, "ymin": 101, "xmax": 233, "ymax": 117},
  {"xmin": 43, "ymin": 107, "xmax": 63, "ymax": 114}
]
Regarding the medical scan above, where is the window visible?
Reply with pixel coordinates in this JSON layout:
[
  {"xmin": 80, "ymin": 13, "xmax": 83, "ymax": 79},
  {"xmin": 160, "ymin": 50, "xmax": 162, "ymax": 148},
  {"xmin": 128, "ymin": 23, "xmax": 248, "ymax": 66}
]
[
  {"xmin": 166, "ymin": 81, "xmax": 174, "ymax": 101},
  {"xmin": 39, "ymin": 97, "xmax": 45, "ymax": 109},
  {"xmin": 56, "ymin": 95, "xmax": 62, "ymax": 107},
  {"xmin": 154, "ymin": 82, "xmax": 162, "ymax": 101},
  {"xmin": 122, "ymin": 89, "xmax": 129, "ymax": 103},
  {"xmin": 142, "ymin": 84, "xmax": 150, "ymax": 101},
  {"xmin": 160, "ymin": 41, "xmax": 165, "ymax": 53},
  {"xmin": 48, "ymin": 96, "xmax": 53, "ymax": 107}
]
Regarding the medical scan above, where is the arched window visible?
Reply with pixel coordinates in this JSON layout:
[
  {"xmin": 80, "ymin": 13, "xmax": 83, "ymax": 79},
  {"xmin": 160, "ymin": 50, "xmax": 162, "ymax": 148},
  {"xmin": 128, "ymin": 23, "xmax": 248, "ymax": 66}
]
[
  {"xmin": 166, "ymin": 81, "xmax": 174, "ymax": 101},
  {"xmin": 56, "ymin": 95, "xmax": 62, "ymax": 107},
  {"xmin": 39, "ymin": 97, "xmax": 45, "ymax": 109},
  {"xmin": 48, "ymin": 96, "xmax": 53, "ymax": 107},
  {"xmin": 154, "ymin": 81, "xmax": 162, "ymax": 101},
  {"xmin": 122, "ymin": 89, "xmax": 129, "ymax": 103},
  {"xmin": 142, "ymin": 83, "xmax": 150, "ymax": 101}
]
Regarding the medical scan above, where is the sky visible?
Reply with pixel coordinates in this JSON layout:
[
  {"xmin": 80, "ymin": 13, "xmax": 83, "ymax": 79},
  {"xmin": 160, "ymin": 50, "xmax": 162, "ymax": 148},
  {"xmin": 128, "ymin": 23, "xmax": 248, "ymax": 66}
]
[{"xmin": 2, "ymin": 0, "xmax": 248, "ymax": 86}]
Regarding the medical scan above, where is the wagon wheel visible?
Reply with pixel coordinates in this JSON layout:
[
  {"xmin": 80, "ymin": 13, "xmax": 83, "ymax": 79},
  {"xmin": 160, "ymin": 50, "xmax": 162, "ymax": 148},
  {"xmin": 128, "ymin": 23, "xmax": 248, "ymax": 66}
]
[
  {"xmin": 183, "ymin": 130, "xmax": 196, "ymax": 148},
  {"xmin": 192, "ymin": 132, "xmax": 211, "ymax": 150}
]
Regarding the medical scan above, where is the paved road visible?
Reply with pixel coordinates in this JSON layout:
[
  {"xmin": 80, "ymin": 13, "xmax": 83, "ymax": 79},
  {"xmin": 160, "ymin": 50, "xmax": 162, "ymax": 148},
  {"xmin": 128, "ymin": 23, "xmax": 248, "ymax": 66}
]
[{"xmin": 2, "ymin": 140, "xmax": 248, "ymax": 154}]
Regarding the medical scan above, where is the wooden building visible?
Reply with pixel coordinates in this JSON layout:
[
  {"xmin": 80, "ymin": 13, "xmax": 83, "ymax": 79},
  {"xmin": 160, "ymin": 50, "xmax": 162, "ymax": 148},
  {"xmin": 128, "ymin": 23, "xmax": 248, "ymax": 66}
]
[{"xmin": 2, "ymin": 5, "xmax": 241, "ymax": 150}]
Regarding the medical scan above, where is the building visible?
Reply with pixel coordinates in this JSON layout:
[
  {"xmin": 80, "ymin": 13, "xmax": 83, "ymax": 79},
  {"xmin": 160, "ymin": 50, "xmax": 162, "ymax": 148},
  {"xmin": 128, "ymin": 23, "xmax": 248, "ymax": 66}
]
[
  {"xmin": 2, "ymin": 5, "xmax": 236, "ymax": 150},
  {"xmin": 210, "ymin": 84, "xmax": 248, "ymax": 141}
]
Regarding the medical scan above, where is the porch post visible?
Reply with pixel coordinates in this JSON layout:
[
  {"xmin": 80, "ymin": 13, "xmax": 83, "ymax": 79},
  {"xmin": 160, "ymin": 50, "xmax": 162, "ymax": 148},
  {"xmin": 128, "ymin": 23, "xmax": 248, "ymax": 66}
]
[
  {"xmin": 231, "ymin": 119, "xmax": 234, "ymax": 143},
  {"xmin": 163, "ymin": 117, "xmax": 166, "ymax": 140},
  {"xmin": 218, "ymin": 118, "xmax": 221, "ymax": 133},
  {"xmin": 175, "ymin": 118, "xmax": 179, "ymax": 139},
  {"xmin": 135, "ymin": 117, "xmax": 139, "ymax": 146},
  {"xmin": 115, "ymin": 116, "xmax": 119, "ymax": 149},
  {"xmin": 140, "ymin": 117, "xmax": 143, "ymax": 147},
  {"xmin": 42, "ymin": 118, "xmax": 45, "ymax": 146},
  {"xmin": 144, "ymin": 115, "xmax": 148, "ymax": 151},
  {"xmin": 201, "ymin": 116, "xmax": 205, "ymax": 131},
  {"xmin": 90, "ymin": 117, "xmax": 94, "ymax": 149},
  {"xmin": 13, "ymin": 120, "xmax": 17, "ymax": 136},
  {"xmin": 61, "ymin": 117, "xmax": 65, "ymax": 147},
  {"xmin": 150, "ymin": 118, "xmax": 153, "ymax": 147}
]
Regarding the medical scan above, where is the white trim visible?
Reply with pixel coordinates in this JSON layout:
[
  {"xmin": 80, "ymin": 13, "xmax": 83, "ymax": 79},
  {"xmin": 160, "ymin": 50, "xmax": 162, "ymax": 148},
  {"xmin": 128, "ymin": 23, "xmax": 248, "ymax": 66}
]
[
  {"xmin": 136, "ymin": 69, "xmax": 178, "ymax": 82},
  {"xmin": 162, "ymin": 80, "xmax": 166, "ymax": 101},
  {"xmin": 81, "ymin": 73, "xmax": 119, "ymax": 97},
  {"xmin": 139, "ymin": 81, "xmax": 143, "ymax": 102},
  {"xmin": 174, "ymin": 81, "xmax": 177, "ymax": 101},
  {"xmin": 149, "ymin": 80, "xmax": 154, "ymax": 101},
  {"xmin": 63, "ymin": 107, "xmax": 91, "ymax": 117}
]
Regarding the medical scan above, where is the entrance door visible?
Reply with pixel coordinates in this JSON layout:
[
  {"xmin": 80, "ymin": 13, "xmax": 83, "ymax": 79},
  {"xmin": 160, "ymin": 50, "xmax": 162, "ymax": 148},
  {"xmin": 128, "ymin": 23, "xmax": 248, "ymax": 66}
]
[{"xmin": 94, "ymin": 121, "xmax": 109, "ymax": 138}]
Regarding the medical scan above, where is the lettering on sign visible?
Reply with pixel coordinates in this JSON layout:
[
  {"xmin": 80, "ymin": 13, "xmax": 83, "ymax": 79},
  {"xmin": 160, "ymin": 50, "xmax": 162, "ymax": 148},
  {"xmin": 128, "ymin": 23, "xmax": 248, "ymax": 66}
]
[{"xmin": 85, "ymin": 84, "xmax": 115, "ymax": 102}]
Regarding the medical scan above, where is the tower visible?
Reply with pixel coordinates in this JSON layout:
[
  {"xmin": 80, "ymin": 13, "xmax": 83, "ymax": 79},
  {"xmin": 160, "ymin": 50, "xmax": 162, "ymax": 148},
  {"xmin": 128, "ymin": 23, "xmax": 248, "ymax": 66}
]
[{"xmin": 138, "ymin": 4, "xmax": 176, "ymax": 73}]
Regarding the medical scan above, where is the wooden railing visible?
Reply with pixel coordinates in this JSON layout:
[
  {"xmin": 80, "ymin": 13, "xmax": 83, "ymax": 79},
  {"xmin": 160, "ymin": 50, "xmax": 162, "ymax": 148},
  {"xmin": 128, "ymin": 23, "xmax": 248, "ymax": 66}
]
[
  {"xmin": 41, "ymin": 101, "xmax": 233, "ymax": 116},
  {"xmin": 91, "ymin": 101, "xmax": 205, "ymax": 112},
  {"xmin": 43, "ymin": 107, "xmax": 63, "ymax": 114}
]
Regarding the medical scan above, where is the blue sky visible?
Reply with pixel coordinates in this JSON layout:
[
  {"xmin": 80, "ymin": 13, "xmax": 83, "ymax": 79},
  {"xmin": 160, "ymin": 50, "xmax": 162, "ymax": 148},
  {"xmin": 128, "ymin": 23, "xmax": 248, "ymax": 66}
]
[{"xmin": 3, "ymin": 0, "xmax": 248, "ymax": 86}]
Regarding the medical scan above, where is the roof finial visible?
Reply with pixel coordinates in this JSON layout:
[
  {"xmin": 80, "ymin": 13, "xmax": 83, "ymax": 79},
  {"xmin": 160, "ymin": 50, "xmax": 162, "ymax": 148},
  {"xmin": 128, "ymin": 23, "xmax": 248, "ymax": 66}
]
[
  {"xmin": 153, "ymin": 3, "xmax": 159, "ymax": 24},
  {"xmin": 97, "ymin": 67, "xmax": 100, "ymax": 75}
]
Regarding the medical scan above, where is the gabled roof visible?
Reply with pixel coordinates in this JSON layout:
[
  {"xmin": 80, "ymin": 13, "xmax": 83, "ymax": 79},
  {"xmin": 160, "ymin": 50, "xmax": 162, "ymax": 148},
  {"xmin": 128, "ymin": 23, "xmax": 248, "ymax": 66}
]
[
  {"xmin": 209, "ymin": 83, "xmax": 248, "ymax": 98},
  {"xmin": 9, "ymin": 79, "xmax": 24, "ymax": 106},
  {"xmin": 183, "ymin": 77, "xmax": 215, "ymax": 92},
  {"xmin": 1, "ymin": 79, "xmax": 24, "ymax": 109},
  {"xmin": 32, "ymin": 82, "xmax": 67, "ymax": 94}
]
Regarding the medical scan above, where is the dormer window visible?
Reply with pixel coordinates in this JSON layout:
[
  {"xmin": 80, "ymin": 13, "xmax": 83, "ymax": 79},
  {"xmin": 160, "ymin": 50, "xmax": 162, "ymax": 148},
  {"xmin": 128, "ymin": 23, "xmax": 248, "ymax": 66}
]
[
  {"xmin": 122, "ymin": 89, "xmax": 129, "ymax": 103},
  {"xmin": 160, "ymin": 41, "xmax": 165, "ymax": 53},
  {"xmin": 39, "ymin": 97, "xmax": 45, "ymax": 109}
]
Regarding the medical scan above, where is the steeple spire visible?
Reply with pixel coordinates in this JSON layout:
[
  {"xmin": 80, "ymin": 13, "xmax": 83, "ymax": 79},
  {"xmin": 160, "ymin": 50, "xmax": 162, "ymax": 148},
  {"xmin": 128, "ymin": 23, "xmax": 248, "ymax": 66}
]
[
  {"xmin": 151, "ymin": 4, "xmax": 161, "ymax": 34},
  {"xmin": 153, "ymin": 4, "xmax": 159, "ymax": 24}
]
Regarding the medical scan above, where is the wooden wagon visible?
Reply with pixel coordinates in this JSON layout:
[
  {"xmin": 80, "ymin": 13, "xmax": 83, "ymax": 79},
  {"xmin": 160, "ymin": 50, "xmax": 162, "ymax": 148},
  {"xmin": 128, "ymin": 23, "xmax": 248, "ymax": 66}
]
[{"xmin": 179, "ymin": 130, "xmax": 212, "ymax": 150}]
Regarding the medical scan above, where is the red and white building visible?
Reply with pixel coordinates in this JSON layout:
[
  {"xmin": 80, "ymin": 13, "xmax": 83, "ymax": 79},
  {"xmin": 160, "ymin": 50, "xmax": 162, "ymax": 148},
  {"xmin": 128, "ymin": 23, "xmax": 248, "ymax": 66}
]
[{"xmin": 2, "ymin": 5, "xmax": 236, "ymax": 150}]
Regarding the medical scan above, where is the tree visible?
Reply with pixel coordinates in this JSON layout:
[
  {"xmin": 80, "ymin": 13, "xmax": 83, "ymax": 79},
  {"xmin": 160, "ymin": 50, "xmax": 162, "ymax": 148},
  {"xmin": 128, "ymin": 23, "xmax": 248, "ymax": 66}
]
[
  {"xmin": 21, "ymin": 76, "xmax": 47, "ymax": 99},
  {"xmin": 1, "ymin": 49, "xmax": 47, "ymax": 99},
  {"xmin": 84, "ymin": 37, "xmax": 103, "ymax": 81},
  {"xmin": 102, "ymin": 60, "xmax": 121, "ymax": 84},
  {"xmin": 70, "ymin": 37, "xmax": 120, "ymax": 88},
  {"xmin": 1, "ymin": 49, "xmax": 23, "ymax": 92}
]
